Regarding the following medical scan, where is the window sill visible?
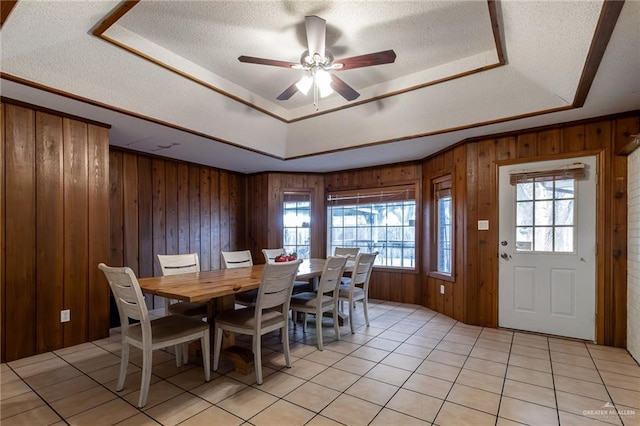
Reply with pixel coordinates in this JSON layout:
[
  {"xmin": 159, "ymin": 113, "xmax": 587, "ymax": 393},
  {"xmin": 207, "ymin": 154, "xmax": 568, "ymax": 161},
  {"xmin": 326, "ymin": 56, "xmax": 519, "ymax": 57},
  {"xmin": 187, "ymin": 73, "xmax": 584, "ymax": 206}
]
[{"xmin": 428, "ymin": 271, "xmax": 455, "ymax": 282}]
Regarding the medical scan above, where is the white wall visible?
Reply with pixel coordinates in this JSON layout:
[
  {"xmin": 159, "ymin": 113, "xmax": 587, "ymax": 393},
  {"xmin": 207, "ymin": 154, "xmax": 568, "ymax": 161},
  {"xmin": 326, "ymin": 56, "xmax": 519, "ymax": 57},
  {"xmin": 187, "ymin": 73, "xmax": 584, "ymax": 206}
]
[{"xmin": 628, "ymin": 148, "xmax": 640, "ymax": 362}]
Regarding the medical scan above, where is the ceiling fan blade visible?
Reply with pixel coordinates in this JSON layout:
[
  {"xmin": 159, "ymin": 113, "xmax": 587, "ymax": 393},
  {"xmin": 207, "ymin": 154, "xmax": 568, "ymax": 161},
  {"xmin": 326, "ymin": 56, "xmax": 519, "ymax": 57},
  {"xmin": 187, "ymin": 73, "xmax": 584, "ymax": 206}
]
[
  {"xmin": 335, "ymin": 49, "xmax": 397, "ymax": 71},
  {"xmin": 305, "ymin": 15, "xmax": 326, "ymax": 59},
  {"xmin": 276, "ymin": 82, "xmax": 299, "ymax": 101},
  {"xmin": 238, "ymin": 55, "xmax": 298, "ymax": 68},
  {"xmin": 330, "ymin": 75, "xmax": 360, "ymax": 101}
]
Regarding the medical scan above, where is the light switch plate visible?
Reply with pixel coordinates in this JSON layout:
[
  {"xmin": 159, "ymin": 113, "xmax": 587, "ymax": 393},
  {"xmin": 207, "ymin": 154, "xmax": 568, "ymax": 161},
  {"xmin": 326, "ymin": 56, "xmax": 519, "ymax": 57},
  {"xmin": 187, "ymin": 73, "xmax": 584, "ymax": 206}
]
[{"xmin": 478, "ymin": 220, "xmax": 489, "ymax": 230}]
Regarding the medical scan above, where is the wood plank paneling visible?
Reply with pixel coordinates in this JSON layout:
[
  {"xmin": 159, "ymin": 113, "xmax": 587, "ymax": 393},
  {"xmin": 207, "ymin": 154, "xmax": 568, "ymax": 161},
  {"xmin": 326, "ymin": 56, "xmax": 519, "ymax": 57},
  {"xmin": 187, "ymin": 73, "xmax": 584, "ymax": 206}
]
[
  {"xmin": 123, "ymin": 153, "xmax": 139, "ymax": 275},
  {"xmin": 177, "ymin": 163, "xmax": 190, "ymax": 255},
  {"xmin": 165, "ymin": 162, "xmax": 178, "ymax": 256},
  {"xmin": 87, "ymin": 124, "xmax": 110, "ymax": 341},
  {"xmin": 210, "ymin": 169, "xmax": 221, "ymax": 269},
  {"xmin": 219, "ymin": 170, "xmax": 230, "ymax": 251},
  {"xmin": 4, "ymin": 104, "xmax": 36, "ymax": 360},
  {"xmin": 200, "ymin": 168, "xmax": 211, "ymax": 271},
  {"xmin": 137, "ymin": 157, "xmax": 153, "ymax": 283},
  {"xmin": 109, "ymin": 151, "xmax": 124, "ymax": 266},
  {"xmin": 152, "ymin": 159, "xmax": 166, "ymax": 277},
  {"xmin": 35, "ymin": 112, "xmax": 64, "ymax": 353},
  {"xmin": 63, "ymin": 118, "xmax": 89, "ymax": 347},
  {"xmin": 0, "ymin": 103, "xmax": 4, "ymax": 362},
  {"xmin": 189, "ymin": 165, "xmax": 201, "ymax": 256}
]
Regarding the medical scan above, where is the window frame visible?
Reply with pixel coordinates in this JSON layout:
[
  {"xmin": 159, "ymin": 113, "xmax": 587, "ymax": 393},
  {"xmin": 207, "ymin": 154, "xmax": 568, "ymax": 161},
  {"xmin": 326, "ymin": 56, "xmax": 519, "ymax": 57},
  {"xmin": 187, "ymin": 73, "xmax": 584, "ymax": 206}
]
[
  {"xmin": 326, "ymin": 182, "xmax": 420, "ymax": 273},
  {"xmin": 282, "ymin": 191, "xmax": 312, "ymax": 259},
  {"xmin": 428, "ymin": 173, "xmax": 455, "ymax": 282}
]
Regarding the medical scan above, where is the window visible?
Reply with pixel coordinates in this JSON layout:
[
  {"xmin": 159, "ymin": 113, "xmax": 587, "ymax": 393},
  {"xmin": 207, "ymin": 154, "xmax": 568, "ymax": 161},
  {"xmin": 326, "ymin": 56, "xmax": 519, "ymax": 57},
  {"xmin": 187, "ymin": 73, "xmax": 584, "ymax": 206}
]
[
  {"xmin": 514, "ymin": 178, "xmax": 576, "ymax": 253},
  {"xmin": 430, "ymin": 174, "xmax": 454, "ymax": 278},
  {"xmin": 327, "ymin": 185, "xmax": 417, "ymax": 269},
  {"xmin": 283, "ymin": 192, "xmax": 311, "ymax": 259}
]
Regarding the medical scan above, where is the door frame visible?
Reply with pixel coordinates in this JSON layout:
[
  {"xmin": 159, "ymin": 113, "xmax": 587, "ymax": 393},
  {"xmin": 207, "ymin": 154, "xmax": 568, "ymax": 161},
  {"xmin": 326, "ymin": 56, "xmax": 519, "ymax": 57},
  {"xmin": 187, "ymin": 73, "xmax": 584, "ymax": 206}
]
[{"xmin": 495, "ymin": 149, "xmax": 605, "ymax": 343}]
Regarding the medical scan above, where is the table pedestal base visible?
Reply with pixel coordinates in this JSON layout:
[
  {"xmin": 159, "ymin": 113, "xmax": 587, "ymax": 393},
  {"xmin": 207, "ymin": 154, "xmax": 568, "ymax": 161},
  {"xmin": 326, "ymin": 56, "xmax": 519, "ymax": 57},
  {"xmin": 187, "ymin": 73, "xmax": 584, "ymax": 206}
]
[{"xmin": 221, "ymin": 346, "xmax": 254, "ymax": 375}]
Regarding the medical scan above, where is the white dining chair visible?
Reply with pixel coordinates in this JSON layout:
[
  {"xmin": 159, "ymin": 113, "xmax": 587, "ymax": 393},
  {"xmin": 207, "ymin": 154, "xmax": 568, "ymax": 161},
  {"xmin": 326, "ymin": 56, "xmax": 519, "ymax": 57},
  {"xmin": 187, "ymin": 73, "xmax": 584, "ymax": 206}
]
[
  {"xmin": 338, "ymin": 252, "xmax": 377, "ymax": 334},
  {"xmin": 99, "ymin": 263, "xmax": 211, "ymax": 408},
  {"xmin": 221, "ymin": 250, "xmax": 253, "ymax": 268},
  {"xmin": 157, "ymin": 253, "xmax": 207, "ymax": 318},
  {"xmin": 263, "ymin": 248, "xmax": 311, "ymax": 294},
  {"xmin": 334, "ymin": 247, "xmax": 360, "ymax": 257},
  {"xmin": 289, "ymin": 256, "xmax": 348, "ymax": 350},
  {"xmin": 213, "ymin": 259, "xmax": 302, "ymax": 384}
]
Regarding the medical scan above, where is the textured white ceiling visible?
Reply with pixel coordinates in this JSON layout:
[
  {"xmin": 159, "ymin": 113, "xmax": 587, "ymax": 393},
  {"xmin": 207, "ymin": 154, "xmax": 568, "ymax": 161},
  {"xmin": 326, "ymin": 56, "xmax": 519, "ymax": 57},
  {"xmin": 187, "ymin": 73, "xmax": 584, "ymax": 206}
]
[{"xmin": 0, "ymin": 0, "xmax": 639, "ymax": 174}]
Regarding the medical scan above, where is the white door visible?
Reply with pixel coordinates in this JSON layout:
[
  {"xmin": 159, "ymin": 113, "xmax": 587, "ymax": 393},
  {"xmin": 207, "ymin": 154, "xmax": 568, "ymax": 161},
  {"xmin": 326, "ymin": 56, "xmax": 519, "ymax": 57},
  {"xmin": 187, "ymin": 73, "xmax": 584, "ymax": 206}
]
[{"xmin": 498, "ymin": 156, "xmax": 596, "ymax": 340}]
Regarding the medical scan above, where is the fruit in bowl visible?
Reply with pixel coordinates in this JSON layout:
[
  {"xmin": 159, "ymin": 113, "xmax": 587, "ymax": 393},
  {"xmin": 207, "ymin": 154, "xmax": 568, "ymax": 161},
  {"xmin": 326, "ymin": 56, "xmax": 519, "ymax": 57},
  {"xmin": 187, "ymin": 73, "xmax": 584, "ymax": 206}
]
[{"xmin": 274, "ymin": 252, "xmax": 297, "ymax": 262}]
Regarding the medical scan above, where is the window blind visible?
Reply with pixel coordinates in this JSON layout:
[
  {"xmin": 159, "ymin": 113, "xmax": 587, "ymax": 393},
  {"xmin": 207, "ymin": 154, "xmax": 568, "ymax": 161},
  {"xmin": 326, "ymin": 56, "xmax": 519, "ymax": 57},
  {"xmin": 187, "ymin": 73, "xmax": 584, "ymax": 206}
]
[{"xmin": 509, "ymin": 162, "xmax": 586, "ymax": 185}]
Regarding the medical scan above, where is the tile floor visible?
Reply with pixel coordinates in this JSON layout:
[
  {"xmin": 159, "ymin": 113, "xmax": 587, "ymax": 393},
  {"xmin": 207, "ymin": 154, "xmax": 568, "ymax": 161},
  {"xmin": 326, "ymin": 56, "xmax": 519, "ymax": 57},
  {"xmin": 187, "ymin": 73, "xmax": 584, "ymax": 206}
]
[{"xmin": 1, "ymin": 300, "xmax": 639, "ymax": 425}]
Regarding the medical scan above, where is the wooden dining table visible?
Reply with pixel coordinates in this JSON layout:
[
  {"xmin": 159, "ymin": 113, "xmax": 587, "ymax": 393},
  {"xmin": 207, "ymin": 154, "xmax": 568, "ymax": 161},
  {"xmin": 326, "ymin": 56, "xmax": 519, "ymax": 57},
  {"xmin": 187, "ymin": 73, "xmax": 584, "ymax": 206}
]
[{"xmin": 137, "ymin": 258, "xmax": 328, "ymax": 373}]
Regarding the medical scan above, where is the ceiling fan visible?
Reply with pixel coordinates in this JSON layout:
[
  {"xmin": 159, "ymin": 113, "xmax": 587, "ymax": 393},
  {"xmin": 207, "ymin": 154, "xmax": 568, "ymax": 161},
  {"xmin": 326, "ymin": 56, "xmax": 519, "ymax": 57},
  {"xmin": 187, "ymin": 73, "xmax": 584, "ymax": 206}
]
[{"xmin": 238, "ymin": 15, "xmax": 396, "ymax": 107}]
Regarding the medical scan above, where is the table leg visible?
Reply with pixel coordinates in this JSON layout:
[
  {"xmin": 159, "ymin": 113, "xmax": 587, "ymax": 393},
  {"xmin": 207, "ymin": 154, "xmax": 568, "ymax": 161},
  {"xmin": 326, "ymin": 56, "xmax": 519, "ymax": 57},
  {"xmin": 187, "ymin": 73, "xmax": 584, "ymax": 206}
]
[{"xmin": 214, "ymin": 295, "xmax": 255, "ymax": 375}]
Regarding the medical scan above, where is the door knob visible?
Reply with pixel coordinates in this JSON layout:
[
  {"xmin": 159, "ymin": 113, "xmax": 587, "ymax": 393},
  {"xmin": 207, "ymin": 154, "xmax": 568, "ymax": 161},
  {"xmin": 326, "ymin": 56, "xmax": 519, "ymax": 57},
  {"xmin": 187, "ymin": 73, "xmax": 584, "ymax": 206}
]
[
  {"xmin": 500, "ymin": 252, "xmax": 511, "ymax": 260},
  {"xmin": 501, "ymin": 241, "xmax": 508, "ymax": 246}
]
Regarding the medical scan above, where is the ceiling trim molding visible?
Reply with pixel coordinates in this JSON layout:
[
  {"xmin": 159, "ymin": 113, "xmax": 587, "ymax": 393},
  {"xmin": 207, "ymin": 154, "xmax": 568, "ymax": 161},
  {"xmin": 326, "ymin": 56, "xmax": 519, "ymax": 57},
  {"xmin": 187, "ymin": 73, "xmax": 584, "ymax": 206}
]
[
  {"xmin": 0, "ymin": 96, "xmax": 111, "ymax": 129},
  {"xmin": 92, "ymin": 0, "xmax": 506, "ymax": 124},
  {"xmin": 0, "ymin": 0, "xmax": 18, "ymax": 28},
  {"xmin": 573, "ymin": 0, "xmax": 625, "ymax": 107}
]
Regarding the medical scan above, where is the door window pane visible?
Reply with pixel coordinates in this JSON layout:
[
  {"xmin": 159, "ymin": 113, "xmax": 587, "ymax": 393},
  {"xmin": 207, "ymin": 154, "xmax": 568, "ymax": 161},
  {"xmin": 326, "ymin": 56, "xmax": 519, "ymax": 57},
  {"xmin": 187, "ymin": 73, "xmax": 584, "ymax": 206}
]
[{"xmin": 283, "ymin": 193, "xmax": 311, "ymax": 259}]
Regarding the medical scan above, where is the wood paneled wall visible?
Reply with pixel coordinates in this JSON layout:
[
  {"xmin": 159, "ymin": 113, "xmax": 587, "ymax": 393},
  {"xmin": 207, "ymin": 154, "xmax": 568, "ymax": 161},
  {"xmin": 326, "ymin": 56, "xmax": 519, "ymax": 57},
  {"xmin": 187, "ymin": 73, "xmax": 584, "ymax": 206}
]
[
  {"xmin": 108, "ymin": 149, "xmax": 248, "ymax": 308},
  {"xmin": 325, "ymin": 162, "xmax": 423, "ymax": 304},
  {"xmin": 423, "ymin": 114, "xmax": 639, "ymax": 347},
  {"xmin": 1, "ymin": 101, "xmax": 110, "ymax": 362},
  {"xmin": 248, "ymin": 173, "xmax": 325, "ymax": 263}
]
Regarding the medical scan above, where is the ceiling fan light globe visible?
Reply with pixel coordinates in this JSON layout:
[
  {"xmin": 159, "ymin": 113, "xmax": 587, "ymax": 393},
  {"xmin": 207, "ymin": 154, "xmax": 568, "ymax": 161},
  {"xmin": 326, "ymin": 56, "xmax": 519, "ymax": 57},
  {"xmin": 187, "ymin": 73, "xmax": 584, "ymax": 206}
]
[
  {"xmin": 315, "ymin": 68, "xmax": 332, "ymax": 86},
  {"xmin": 319, "ymin": 84, "xmax": 334, "ymax": 98},
  {"xmin": 296, "ymin": 75, "xmax": 313, "ymax": 95}
]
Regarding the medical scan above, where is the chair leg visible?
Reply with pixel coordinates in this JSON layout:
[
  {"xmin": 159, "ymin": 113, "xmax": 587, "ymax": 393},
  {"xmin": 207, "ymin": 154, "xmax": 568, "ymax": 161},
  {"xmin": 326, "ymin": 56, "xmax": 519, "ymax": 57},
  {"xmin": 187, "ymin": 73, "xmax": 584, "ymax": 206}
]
[
  {"xmin": 363, "ymin": 298, "xmax": 370, "ymax": 327},
  {"xmin": 116, "ymin": 343, "xmax": 130, "ymax": 391},
  {"xmin": 317, "ymin": 308, "xmax": 323, "ymax": 351},
  {"xmin": 292, "ymin": 310, "xmax": 297, "ymax": 328},
  {"xmin": 182, "ymin": 342, "xmax": 189, "ymax": 365},
  {"xmin": 254, "ymin": 333, "xmax": 263, "ymax": 385},
  {"xmin": 333, "ymin": 304, "xmax": 341, "ymax": 341},
  {"xmin": 302, "ymin": 312, "xmax": 307, "ymax": 333},
  {"xmin": 213, "ymin": 326, "xmax": 223, "ymax": 371},
  {"xmin": 348, "ymin": 298, "xmax": 355, "ymax": 334},
  {"xmin": 138, "ymin": 345, "xmax": 153, "ymax": 408},
  {"xmin": 175, "ymin": 344, "xmax": 183, "ymax": 367},
  {"xmin": 201, "ymin": 332, "xmax": 211, "ymax": 382},
  {"xmin": 283, "ymin": 322, "xmax": 291, "ymax": 368}
]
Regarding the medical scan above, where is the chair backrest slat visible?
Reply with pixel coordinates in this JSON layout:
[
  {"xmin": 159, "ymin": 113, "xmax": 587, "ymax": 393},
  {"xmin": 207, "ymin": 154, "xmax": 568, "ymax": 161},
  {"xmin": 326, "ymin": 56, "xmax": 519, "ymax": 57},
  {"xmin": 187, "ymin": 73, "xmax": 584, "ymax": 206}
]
[
  {"xmin": 350, "ymin": 252, "xmax": 377, "ymax": 291},
  {"xmin": 262, "ymin": 248, "xmax": 286, "ymax": 264},
  {"xmin": 221, "ymin": 250, "xmax": 253, "ymax": 269},
  {"xmin": 255, "ymin": 260, "xmax": 302, "ymax": 311},
  {"xmin": 99, "ymin": 263, "xmax": 150, "ymax": 336},
  {"xmin": 317, "ymin": 256, "xmax": 348, "ymax": 295},
  {"xmin": 334, "ymin": 247, "xmax": 360, "ymax": 257},
  {"xmin": 157, "ymin": 253, "xmax": 200, "ymax": 276}
]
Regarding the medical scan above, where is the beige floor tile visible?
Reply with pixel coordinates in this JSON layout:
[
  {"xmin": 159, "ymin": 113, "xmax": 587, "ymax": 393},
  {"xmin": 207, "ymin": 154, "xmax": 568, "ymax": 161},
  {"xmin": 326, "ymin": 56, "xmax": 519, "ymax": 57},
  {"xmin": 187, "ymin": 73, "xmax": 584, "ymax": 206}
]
[
  {"xmin": 365, "ymin": 337, "xmax": 402, "ymax": 352},
  {"xmin": 415, "ymin": 360, "xmax": 461, "ymax": 382},
  {"xmin": 405, "ymin": 335, "xmax": 441, "ymax": 349},
  {"xmin": 479, "ymin": 329, "xmax": 513, "ymax": 344},
  {"xmin": 495, "ymin": 416, "xmax": 528, "ymax": 425},
  {"xmin": 469, "ymin": 346, "xmax": 510, "ymax": 364},
  {"xmin": 288, "ymin": 342, "xmax": 317, "ymax": 358},
  {"xmin": 0, "ymin": 378, "xmax": 32, "ymax": 400},
  {"xmin": 499, "ymin": 396, "xmax": 559, "ymax": 425},
  {"xmin": 253, "ymin": 370, "xmax": 305, "ymax": 397},
  {"xmin": 1, "ymin": 367, "xmax": 21, "ymax": 385},
  {"xmin": 350, "ymin": 346, "xmax": 390, "ymax": 363},
  {"xmin": 145, "ymin": 392, "xmax": 211, "ymax": 425},
  {"xmin": 50, "ymin": 385, "xmax": 117, "ymax": 418},
  {"xmin": 589, "ymin": 348, "xmax": 638, "ymax": 365},
  {"xmin": 473, "ymin": 338, "xmax": 512, "ymax": 353},
  {"xmin": 365, "ymin": 363, "xmax": 413, "ymax": 386},
  {"xmin": 600, "ymin": 370, "xmax": 640, "ymax": 392},
  {"xmin": 191, "ymin": 376, "xmax": 247, "ymax": 404},
  {"xmin": 57, "ymin": 345, "xmax": 108, "ymax": 363},
  {"xmin": 370, "ymin": 407, "xmax": 429, "ymax": 425},
  {"xmin": 558, "ymin": 410, "xmax": 620, "ymax": 426},
  {"xmin": 386, "ymin": 388, "xmax": 443, "ymax": 422},
  {"xmin": 446, "ymin": 383, "xmax": 500, "ymax": 415},
  {"xmin": 443, "ymin": 332, "xmax": 478, "ymax": 346},
  {"xmin": 320, "ymin": 393, "xmax": 382, "ymax": 426},
  {"xmin": 502, "ymin": 379, "xmax": 556, "ymax": 408},
  {"xmin": 380, "ymin": 352, "xmax": 423, "ymax": 371},
  {"xmin": 113, "ymin": 413, "xmax": 161, "ymax": 425},
  {"xmin": 12, "ymin": 357, "xmax": 69, "ymax": 380},
  {"xmin": 393, "ymin": 342, "xmax": 432, "ymax": 359},
  {"xmin": 1, "ymin": 391, "xmax": 46, "ymax": 420},
  {"xmin": 508, "ymin": 353, "xmax": 552, "ymax": 373},
  {"xmin": 434, "ymin": 401, "xmax": 497, "ymax": 426},
  {"xmin": 303, "ymin": 348, "xmax": 344, "ymax": 366},
  {"xmin": 22, "ymin": 364, "xmax": 84, "ymax": 391},
  {"xmin": 463, "ymin": 357, "xmax": 507, "ymax": 378},
  {"xmin": 554, "ymin": 375, "xmax": 609, "ymax": 401},
  {"xmin": 322, "ymin": 340, "xmax": 360, "ymax": 355},
  {"xmin": 167, "ymin": 366, "xmax": 218, "ymax": 390},
  {"xmin": 217, "ymin": 386, "xmax": 278, "ymax": 420},
  {"xmin": 403, "ymin": 372, "xmax": 453, "ymax": 399},
  {"xmin": 226, "ymin": 365, "xmax": 276, "ymax": 385},
  {"xmin": 250, "ymin": 399, "xmax": 315, "ymax": 426},
  {"xmin": 7, "ymin": 352, "xmax": 58, "ymax": 369},
  {"xmin": 550, "ymin": 350, "xmax": 596, "ymax": 368},
  {"xmin": 339, "ymin": 333, "xmax": 373, "ymax": 345},
  {"xmin": 506, "ymin": 365, "xmax": 554, "ymax": 389},
  {"xmin": 150, "ymin": 359, "xmax": 198, "ymax": 380},
  {"xmin": 36, "ymin": 375, "xmax": 98, "ymax": 403},
  {"xmin": 332, "ymin": 355, "xmax": 377, "ymax": 376},
  {"xmin": 607, "ymin": 386, "xmax": 640, "ymax": 410},
  {"xmin": 510, "ymin": 344, "xmax": 550, "ymax": 360},
  {"xmin": 388, "ymin": 323, "xmax": 421, "ymax": 335},
  {"xmin": 123, "ymin": 380, "xmax": 185, "ymax": 409},
  {"xmin": 615, "ymin": 404, "xmax": 638, "ymax": 425},
  {"xmin": 556, "ymin": 391, "xmax": 622, "ymax": 425},
  {"xmin": 67, "ymin": 398, "xmax": 140, "ymax": 426},
  {"xmin": 310, "ymin": 366, "xmax": 360, "ymax": 392},
  {"xmin": 435, "ymin": 340, "xmax": 473, "ymax": 356},
  {"xmin": 283, "ymin": 381, "xmax": 340, "ymax": 412},
  {"xmin": 53, "ymin": 343, "xmax": 97, "ymax": 357},
  {"xmin": 104, "ymin": 370, "xmax": 163, "ymax": 395},
  {"xmin": 553, "ymin": 362, "xmax": 602, "ymax": 384},
  {"xmin": 0, "ymin": 404, "xmax": 62, "ymax": 425},
  {"xmin": 345, "ymin": 376, "xmax": 398, "ymax": 406},
  {"xmin": 456, "ymin": 368, "xmax": 505, "ymax": 394},
  {"xmin": 594, "ymin": 358, "xmax": 640, "ymax": 377},
  {"xmin": 512, "ymin": 334, "xmax": 548, "ymax": 350},
  {"xmin": 179, "ymin": 405, "xmax": 243, "ymax": 426},
  {"xmin": 306, "ymin": 414, "xmax": 343, "ymax": 426},
  {"xmin": 427, "ymin": 349, "xmax": 467, "ymax": 368},
  {"xmin": 377, "ymin": 330, "xmax": 411, "ymax": 342},
  {"xmin": 283, "ymin": 358, "xmax": 328, "ymax": 380},
  {"xmin": 88, "ymin": 362, "xmax": 140, "ymax": 384},
  {"xmin": 549, "ymin": 341, "xmax": 590, "ymax": 357}
]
